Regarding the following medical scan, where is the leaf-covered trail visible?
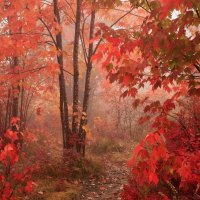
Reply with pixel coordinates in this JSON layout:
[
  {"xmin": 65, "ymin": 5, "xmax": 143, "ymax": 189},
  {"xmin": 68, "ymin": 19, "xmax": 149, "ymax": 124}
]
[{"xmin": 80, "ymin": 148, "xmax": 132, "ymax": 200}]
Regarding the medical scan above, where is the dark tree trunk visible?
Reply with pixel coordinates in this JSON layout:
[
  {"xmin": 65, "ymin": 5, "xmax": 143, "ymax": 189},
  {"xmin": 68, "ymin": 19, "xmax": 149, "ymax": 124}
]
[
  {"xmin": 23, "ymin": 92, "xmax": 33, "ymax": 130},
  {"xmin": 0, "ymin": 103, "xmax": 3, "ymax": 134},
  {"xmin": 72, "ymin": 0, "xmax": 81, "ymax": 136},
  {"xmin": 12, "ymin": 57, "xmax": 20, "ymax": 118},
  {"xmin": 4, "ymin": 89, "xmax": 11, "ymax": 132},
  {"xmin": 78, "ymin": 2, "xmax": 96, "ymax": 156},
  {"xmin": 19, "ymin": 82, "xmax": 24, "ymax": 131},
  {"xmin": 53, "ymin": 0, "xmax": 71, "ymax": 149}
]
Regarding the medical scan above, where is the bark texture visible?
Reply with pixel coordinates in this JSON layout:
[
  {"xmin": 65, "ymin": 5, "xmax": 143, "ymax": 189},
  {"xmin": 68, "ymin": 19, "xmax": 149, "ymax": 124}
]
[
  {"xmin": 12, "ymin": 57, "xmax": 20, "ymax": 117},
  {"xmin": 72, "ymin": 0, "xmax": 81, "ymax": 136},
  {"xmin": 78, "ymin": 2, "xmax": 96, "ymax": 155},
  {"xmin": 53, "ymin": 0, "xmax": 71, "ymax": 149}
]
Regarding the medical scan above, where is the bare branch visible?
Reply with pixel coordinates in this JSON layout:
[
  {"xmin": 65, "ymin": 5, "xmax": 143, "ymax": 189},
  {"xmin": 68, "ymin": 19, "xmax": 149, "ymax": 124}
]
[
  {"xmin": 64, "ymin": 0, "xmax": 76, "ymax": 18},
  {"xmin": 145, "ymin": 0, "xmax": 152, "ymax": 12},
  {"xmin": 194, "ymin": 63, "xmax": 200, "ymax": 73},
  {"xmin": 93, "ymin": 7, "xmax": 135, "ymax": 55},
  {"xmin": 63, "ymin": 68, "xmax": 74, "ymax": 76},
  {"xmin": 80, "ymin": 34, "xmax": 88, "ymax": 65},
  {"xmin": 99, "ymin": 7, "xmax": 145, "ymax": 18},
  {"xmin": 39, "ymin": 17, "xmax": 57, "ymax": 47},
  {"xmin": 196, "ymin": 9, "xmax": 200, "ymax": 18}
]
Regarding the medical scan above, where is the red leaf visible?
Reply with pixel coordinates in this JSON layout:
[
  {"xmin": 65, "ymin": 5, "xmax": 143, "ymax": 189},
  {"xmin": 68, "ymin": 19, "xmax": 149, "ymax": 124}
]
[
  {"xmin": 149, "ymin": 172, "xmax": 159, "ymax": 185},
  {"xmin": 91, "ymin": 53, "xmax": 102, "ymax": 62},
  {"xmin": 25, "ymin": 181, "xmax": 34, "ymax": 193},
  {"xmin": 5, "ymin": 130, "xmax": 18, "ymax": 142}
]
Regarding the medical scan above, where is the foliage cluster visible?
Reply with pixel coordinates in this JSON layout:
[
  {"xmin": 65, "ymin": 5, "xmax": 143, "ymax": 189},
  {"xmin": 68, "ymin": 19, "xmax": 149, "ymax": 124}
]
[
  {"xmin": 0, "ymin": 118, "xmax": 34, "ymax": 200},
  {"xmin": 121, "ymin": 97, "xmax": 200, "ymax": 199},
  {"xmin": 92, "ymin": 0, "xmax": 200, "ymax": 199}
]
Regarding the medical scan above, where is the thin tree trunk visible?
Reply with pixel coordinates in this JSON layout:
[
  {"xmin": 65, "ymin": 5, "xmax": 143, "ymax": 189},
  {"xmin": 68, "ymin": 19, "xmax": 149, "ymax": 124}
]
[
  {"xmin": 4, "ymin": 89, "xmax": 11, "ymax": 132},
  {"xmin": 8, "ymin": 97, "xmax": 12, "ymax": 127},
  {"xmin": 12, "ymin": 57, "xmax": 20, "ymax": 118},
  {"xmin": 53, "ymin": 0, "xmax": 71, "ymax": 149},
  {"xmin": 23, "ymin": 92, "xmax": 33, "ymax": 130},
  {"xmin": 78, "ymin": 2, "xmax": 96, "ymax": 156},
  {"xmin": 0, "ymin": 103, "xmax": 3, "ymax": 134},
  {"xmin": 4, "ymin": 0, "xmax": 20, "ymax": 131},
  {"xmin": 72, "ymin": 0, "xmax": 81, "ymax": 136},
  {"xmin": 19, "ymin": 83, "xmax": 24, "ymax": 131}
]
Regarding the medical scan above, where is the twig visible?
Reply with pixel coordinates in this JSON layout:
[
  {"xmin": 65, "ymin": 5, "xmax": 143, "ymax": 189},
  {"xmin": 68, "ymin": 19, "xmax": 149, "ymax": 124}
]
[
  {"xmin": 93, "ymin": 7, "xmax": 135, "ymax": 55},
  {"xmin": 39, "ymin": 17, "xmax": 57, "ymax": 47}
]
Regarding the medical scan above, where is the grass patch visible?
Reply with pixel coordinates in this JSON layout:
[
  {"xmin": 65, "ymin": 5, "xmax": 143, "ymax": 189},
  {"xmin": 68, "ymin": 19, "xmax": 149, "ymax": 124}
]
[
  {"xmin": 89, "ymin": 137, "xmax": 126, "ymax": 155},
  {"xmin": 28, "ymin": 178, "xmax": 81, "ymax": 200},
  {"xmin": 68, "ymin": 156, "xmax": 104, "ymax": 180},
  {"xmin": 111, "ymin": 140, "xmax": 137, "ymax": 163}
]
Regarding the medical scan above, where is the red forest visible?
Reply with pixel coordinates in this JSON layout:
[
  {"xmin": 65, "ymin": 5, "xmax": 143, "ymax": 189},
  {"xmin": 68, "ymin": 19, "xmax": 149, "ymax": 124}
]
[{"xmin": 0, "ymin": 0, "xmax": 199, "ymax": 199}]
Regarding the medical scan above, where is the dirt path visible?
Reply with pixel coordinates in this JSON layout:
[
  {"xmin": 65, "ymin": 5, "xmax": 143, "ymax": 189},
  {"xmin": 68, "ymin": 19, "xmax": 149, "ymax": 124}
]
[{"xmin": 80, "ymin": 153, "xmax": 130, "ymax": 200}]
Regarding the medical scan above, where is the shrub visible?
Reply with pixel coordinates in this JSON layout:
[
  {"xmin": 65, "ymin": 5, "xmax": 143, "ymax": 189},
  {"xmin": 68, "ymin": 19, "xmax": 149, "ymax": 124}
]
[
  {"xmin": 122, "ymin": 97, "xmax": 200, "ymax": 199},
  {"xmin": 0, "ymin": 118, "xmax": 34, "ymax": 199}
]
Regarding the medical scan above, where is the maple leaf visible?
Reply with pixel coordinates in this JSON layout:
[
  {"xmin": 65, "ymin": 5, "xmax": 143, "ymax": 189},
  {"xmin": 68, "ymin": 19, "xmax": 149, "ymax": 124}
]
[
  {"xmin": 149, "ymin": 172, "xmax": 159, "ymax": 185},
  {"xmin": 159, "ymin": 0, "xmax": 184, "ymax": 19},
  {"xmin": 123, "ymin": 76, "xmax": 130, "ymax": 86},
  {"xmin": 11, "ymin": 117, "xmax": 20, "ymax": 125},
  {"xmin": 24, "ymin": 181, "xmax": 34, "ymax": 193},
  {"xmin": 91, "ymin": 53, "xmax": 102, "ymax": 62},
  {"xmin": 133, "ymin": 144, "xmax": 144, "ymax": 157},
  {"xmin": 145, "ymin": 134, "xmax": 157, "ymax": 145},
  {"xmin": 5, "ymin": 130, "xmax": 18, "ymax": 143}
]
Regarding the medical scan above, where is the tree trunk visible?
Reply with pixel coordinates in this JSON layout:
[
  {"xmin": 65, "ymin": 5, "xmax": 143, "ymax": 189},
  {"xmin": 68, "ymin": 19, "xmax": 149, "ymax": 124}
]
[
  {"xmin": 53, "ymin": 0, "xmax": 71, "ymax": 149},
  {"xmin": 4, "ymin": 89, "xmax": 11, "ymax": 132},
  {"xmin": 78, "ymin": 2, "xmax": 96, "ymax": 156},
  {"xmin": 19, "ymin": 82, "xmax": 24, "ymax": 131},
  {"xmin": 12, "ymin": 57, "xmax": 20, "ymax": 118},
  {"xmin": 72, "ymin": 0, "xmax": 81, "ymax": 136}
]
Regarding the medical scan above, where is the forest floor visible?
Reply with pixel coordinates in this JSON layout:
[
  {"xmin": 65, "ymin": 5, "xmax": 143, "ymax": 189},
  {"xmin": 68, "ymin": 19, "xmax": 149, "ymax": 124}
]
[
  {"xmin": 28, "ymin": 139, "xmax": 135, "ymax": 200},
  {"xmin": 80, "ymin": 154, "xmax": 130, "ymax": 199},
  {"xmin": 79, "ymin": 141, "xmax": 135, "ymax": 200}
]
